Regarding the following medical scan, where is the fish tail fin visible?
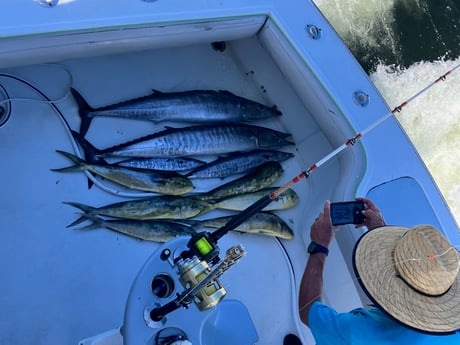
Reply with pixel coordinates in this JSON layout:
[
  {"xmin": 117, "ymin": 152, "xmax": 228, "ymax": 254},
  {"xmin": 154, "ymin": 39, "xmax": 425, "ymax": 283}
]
[
  {"xmin": 62, "ymin": 201, "xmax": 96, "ymax": 218},
  {"xmin": 70, "ymin": 88, "xmax": 94, "ymax": 137},
  {"xmin": 282, "ymin": 133, "xmax": 295, "ymax": 145},
  {"xmin": 70, "ymin": 130, "xmax": 105, "ymax": 163},
  {"xmin": 51, "ymin": 150, "xmax": 87, "ymax": 172},
  {"xmin": 70, "ymin": 130, "xmax": 105, "ymax": 189},
  {"xmin": 70, "ymin": 213, "xmax": 104, "ymax": 231},
  {"xmin": 65, "ymin": 214, "xmax": 88, "ymax": 227}
]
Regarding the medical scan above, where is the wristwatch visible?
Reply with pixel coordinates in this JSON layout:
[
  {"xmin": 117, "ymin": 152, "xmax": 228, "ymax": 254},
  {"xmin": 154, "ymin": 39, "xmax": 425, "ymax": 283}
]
[{"xmin": 307, "ymin": 241, "xmax": 329, "ymax": 256}]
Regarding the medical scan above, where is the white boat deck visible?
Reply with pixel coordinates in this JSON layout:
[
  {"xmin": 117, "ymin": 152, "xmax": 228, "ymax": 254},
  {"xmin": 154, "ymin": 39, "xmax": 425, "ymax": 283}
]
[{"xmin": 1, "ymin": 2, "xmax": 458, "ymax": 345}]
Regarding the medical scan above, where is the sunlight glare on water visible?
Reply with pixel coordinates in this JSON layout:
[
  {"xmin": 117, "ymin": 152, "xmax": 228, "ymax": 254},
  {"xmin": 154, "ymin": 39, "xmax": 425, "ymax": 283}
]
[
  {"xmin": 314, "ymin": 0, "xmax": 400, "ymax": 68},
  {"xmin": 371, "ymin": 59, "xmax": 460, "ymax": 224}
]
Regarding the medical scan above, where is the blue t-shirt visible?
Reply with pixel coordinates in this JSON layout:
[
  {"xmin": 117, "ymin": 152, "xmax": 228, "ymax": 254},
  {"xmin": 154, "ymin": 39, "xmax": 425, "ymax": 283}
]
[{"xmin": 308, "ymin": 301, "xmax": 460, "ymax": 345}]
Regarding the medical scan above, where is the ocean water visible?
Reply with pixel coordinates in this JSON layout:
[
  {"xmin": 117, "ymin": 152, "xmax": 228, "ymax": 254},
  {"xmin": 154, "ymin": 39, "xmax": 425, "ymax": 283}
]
[{"xmin": 315, "ymin": 0, "xmax": 460, "ymax": 225}]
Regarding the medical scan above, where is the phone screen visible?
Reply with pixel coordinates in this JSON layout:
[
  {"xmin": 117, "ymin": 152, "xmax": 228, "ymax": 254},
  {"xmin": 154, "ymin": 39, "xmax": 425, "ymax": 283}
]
[{"xmin": 330, "ymin": 201, "xmax": 365, "ymax": 226}]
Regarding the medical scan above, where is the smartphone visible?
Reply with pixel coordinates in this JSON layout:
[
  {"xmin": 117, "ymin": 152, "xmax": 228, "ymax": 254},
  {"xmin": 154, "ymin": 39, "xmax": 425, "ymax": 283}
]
[{"xmin": 330, "ymin": 201, "xmax": 365, "ymax": 226}]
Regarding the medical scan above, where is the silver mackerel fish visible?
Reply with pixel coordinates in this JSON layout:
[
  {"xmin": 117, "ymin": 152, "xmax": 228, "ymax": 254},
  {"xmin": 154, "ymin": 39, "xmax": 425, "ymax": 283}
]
[
  {"xmin": 71, "ymin": 88, "xmax": 282, "ymax": 136},
  {"xmin": 186, "ymin": 149, "xmax": 294, "ymax": 179},
  {"xmin": 97, "ymin": 124, "xmax": 294, "ymax": 158}
]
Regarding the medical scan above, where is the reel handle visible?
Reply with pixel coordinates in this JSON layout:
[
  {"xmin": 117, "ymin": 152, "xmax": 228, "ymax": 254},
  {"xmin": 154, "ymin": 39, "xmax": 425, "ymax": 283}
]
[{"xmin": 150, "ymin": 299, "xmax": 181, "ymax": 321}]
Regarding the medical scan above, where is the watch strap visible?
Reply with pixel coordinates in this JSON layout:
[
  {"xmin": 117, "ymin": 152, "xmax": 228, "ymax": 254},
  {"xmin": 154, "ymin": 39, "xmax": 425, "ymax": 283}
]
[{"xmin": 307, "ymin": 241, "xmax": 329, "ymax": 256}]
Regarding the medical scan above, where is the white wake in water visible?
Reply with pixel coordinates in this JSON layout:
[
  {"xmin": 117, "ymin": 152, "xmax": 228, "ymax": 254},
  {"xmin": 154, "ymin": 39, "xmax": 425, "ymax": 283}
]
[
  {"xmin": 315, "ymin": 0, "xmax": 460, "ymax": 226},
  {"xmin": 314, "ymin": 0, "xmax": 400, "ymax": 60},
  {"xmin": 370, "ymin": 58, "xmax": 460, "ymax": 225}
]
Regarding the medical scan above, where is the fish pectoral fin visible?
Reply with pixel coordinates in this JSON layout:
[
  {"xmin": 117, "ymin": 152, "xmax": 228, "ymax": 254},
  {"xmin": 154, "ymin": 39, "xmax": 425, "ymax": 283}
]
[
  {"xmin": 170, "ymin": 219, "xmax": 200, "ymax": 227},
  {"xmin": 257, "ymin": 229, "xmax": 277, "ymax": 236},
  {"xmin": 232, "ymin": 230, "xmax": 249, "ymax": 235}
]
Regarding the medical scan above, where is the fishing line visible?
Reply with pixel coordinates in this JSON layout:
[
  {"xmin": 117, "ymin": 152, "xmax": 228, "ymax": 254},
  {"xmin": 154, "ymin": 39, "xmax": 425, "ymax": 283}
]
[
  {"xmin": 273, "ymin": 236, "xmax": 309, "ymax": 340},
  {"xmin": 0, "ymin": 71, "xmax": 163, "ymax": 198},
  {"xmin": 0, "ymin": 93, "xmax": 71, "ymax": 107},
  {"xmin": 358, "ymin": 244, "xmax": 460, "ymax": 294},
  {"xmin": 299, "ymin": 294, "xmax": 321, "ymax": 313},
  {"xmin": 357, "ymin": 245, "xmax": 460, "ymax": 285},
  {"xmin": 0, "ymin": 73, "xmax": 74, "ymax": 135},
  {"xmin": 212, "ymin": 62, "xmax": 460, "ymax": 241},
  {"xmin": 424, "ymin": 245, "xmax": 460, "ymax": 262}
]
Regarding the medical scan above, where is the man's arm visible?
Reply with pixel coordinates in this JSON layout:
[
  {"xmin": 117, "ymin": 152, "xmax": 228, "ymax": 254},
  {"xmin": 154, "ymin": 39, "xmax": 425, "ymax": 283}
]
[
  {"xmin": 299, "ymin": 198, "xmax": 386, "ymax": 326},
  {"xmin": 299, "ymin": 201, "xmax": 335, "ymax": 326},
  {"xmin": 299, "ymin": 251, "xmax": 327, "ymax": 325}
]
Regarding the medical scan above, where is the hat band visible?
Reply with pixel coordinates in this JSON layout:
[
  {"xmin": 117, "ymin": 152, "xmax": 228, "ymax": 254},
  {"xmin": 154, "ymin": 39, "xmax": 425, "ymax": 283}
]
[{"xmin": 395, "ymin": 271, "xmax": 454, "ymax": 297}]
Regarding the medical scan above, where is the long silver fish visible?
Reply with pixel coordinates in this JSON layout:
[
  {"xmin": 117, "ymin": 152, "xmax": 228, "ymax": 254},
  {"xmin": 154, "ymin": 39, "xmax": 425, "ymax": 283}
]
[
  {"xmin": 96, "ymin": 124, "xmax": 294, "ymax": 158},
  {"xmin": 214, "ymin": 188, "xmax": 299, "ymax": 211},
  {"xmin": 116, "ymin": 156, "xmax": 206, "ymax": 172},
  {"xmin": 185, "ymin": 212, "xmax": 294, "ymax": 239},
  {"xmin": 72, "ymin": 214, "xmax": 196, "ymax": 242},
  {"xmin": 186, "ymin": 150, "xmax": 294, "ymax": 179},
  {"xmin": 64, "ymin": 196, "xmax": 214, "ymax": 223},
  {"xmin": 71, "ymin": 88, "xmax": 282, "ymax": 136},
  {"xmin": 52, "ymin": 151, "xmax": 194, "ymax": 194},
  {"xmin": 198, "ymin": 161, "xmax": 284, "ymax": 201}
]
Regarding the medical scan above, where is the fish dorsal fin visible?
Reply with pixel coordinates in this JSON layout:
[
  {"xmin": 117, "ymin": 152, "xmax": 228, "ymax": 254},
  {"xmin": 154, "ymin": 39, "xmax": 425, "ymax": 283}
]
[{"xmin": 217, "ymin": 90, "xmax": 237, "ymax": 97}]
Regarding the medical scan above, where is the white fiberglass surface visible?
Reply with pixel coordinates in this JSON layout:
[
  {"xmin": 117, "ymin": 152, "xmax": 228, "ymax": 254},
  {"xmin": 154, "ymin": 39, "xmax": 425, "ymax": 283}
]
[{"xmin": 0, "ymin": 37, "xmax": 353, "ymax": 344}]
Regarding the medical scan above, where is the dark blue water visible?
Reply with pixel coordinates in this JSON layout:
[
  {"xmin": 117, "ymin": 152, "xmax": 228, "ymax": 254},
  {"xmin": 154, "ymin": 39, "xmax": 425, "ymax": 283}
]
[
  {"xmin": 316, "ymin": 0, "xmax": 460, "ymax": 72},
  {"xmin": 393, "ymin": 1, "xmax": 458, "ymax": 66},
  {"xmin": 315, "ymin": 0, "xmax": 460, "ymax": 223}
]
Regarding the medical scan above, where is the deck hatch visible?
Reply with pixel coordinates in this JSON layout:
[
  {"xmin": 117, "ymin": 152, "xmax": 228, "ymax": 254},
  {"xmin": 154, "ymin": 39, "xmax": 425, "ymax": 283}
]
[{"xmin": 0, "ymin": 84, "xmax": 11, "ymax": 127}]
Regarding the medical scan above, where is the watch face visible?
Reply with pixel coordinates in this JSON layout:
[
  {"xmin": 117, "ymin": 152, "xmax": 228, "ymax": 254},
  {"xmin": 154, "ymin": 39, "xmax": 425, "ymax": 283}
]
[{"xmin": 308, "ymin": 242, "xmax": 317, "ymax": 252}]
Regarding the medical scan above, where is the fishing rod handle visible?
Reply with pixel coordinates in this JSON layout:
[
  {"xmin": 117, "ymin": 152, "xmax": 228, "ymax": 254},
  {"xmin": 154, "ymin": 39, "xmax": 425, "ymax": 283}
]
[{"xmin": 211, "ymin": 194, "xmax": 272, "ymax": 242}]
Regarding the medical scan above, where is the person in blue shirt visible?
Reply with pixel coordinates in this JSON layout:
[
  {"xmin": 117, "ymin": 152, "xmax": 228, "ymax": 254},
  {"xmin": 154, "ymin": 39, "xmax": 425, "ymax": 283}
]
[{"xmin": 299, "ymin": 197, "xmax": 460, "ymax": 344}]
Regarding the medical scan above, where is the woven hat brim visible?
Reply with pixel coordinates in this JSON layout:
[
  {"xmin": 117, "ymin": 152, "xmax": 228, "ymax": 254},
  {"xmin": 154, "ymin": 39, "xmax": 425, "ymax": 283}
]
[{"xmin": 353, "ymin": 226, "xmax": 460, "ymax": 333}]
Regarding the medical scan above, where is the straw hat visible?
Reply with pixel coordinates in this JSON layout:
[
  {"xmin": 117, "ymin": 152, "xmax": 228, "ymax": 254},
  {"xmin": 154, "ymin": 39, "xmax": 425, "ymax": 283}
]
[{"xmin": 353, "ymin": 224, "xmax": 460, "ymax": 333}]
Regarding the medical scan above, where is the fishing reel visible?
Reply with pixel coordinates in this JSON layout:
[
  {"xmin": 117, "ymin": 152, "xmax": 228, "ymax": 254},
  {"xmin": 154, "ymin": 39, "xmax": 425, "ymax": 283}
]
[
  {"xmin": 148, "ymin": 189, "xmax": 276, "ymax": 321},
  {"xmin": 149, "ymin": 232, "xmax": 246, "ymax": 321}
]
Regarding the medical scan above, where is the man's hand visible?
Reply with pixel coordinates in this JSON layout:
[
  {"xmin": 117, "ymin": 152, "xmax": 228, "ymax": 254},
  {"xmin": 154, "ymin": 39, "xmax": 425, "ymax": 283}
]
[
  {"xmin": 355, "ymin": 197, "xmax": 386, "ymax": 230},
  {"xmin": 310, "ymin": 200, "xmax": 335, "ymax": 248}
]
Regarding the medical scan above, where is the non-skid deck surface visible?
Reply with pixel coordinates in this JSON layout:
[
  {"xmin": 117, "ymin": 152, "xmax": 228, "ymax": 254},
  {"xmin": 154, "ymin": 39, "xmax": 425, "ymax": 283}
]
[{"xmin": 0, "ymin": 38, "xmax": 357, "ymax": 344}]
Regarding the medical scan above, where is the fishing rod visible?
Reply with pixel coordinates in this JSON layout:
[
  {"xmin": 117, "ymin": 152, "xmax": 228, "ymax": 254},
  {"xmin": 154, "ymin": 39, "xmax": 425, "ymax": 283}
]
[
  {"xmin": 150, "ymin": 64, "xmax": 460, "ymax": 321},
  {"xmin": 181, "ymin": 62, "xmax": 460, "ymax": 264},
  {"xmin": 153, "ymin": 63, "xmax": 460, "ymax": 321}
]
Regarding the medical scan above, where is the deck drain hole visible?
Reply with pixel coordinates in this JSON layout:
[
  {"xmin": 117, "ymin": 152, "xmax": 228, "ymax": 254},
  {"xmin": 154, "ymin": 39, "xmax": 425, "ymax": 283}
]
[
  {"xmin": 211, "ymin": 41, "xmax": 227, "ymax": 52},
  {"xmin": 0, "ymin": 84, "xmax": 11, "ymax": 127}
]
